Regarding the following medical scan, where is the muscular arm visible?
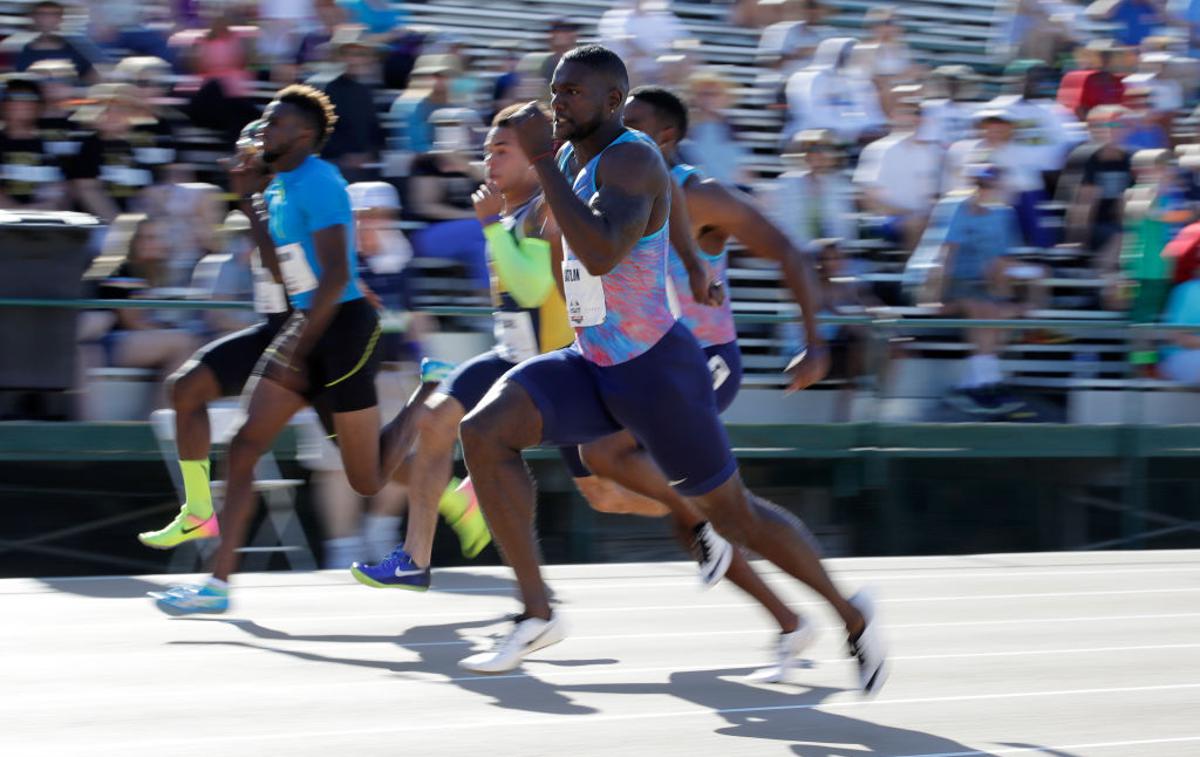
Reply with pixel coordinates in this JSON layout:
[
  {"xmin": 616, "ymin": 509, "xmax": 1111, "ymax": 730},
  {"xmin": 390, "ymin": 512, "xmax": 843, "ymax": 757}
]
[
  {"xmin": 530, "ymin": 140, "xmax": 666, "ymax": 276},
  {"xmin": 688, "ymin": 179, "xmax": 825, "ymax": 348}
]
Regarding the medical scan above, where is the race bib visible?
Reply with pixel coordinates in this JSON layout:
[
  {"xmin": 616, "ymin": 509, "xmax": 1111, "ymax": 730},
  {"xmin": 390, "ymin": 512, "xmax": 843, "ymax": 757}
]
[
  {"xmin": 708, "ymin": 354, "xmax": 731, "ymax": 391},
  {"xmin": 562, "ymin": 258, "xmax": 605, "ymax": 327},
  {"xmin": 276, "ymin": 242, "xmax": 319, "ymax": 296},
  {"xmin": 493, "ymin": 310, "xmax": 538, "ymax": 363},
  {"xmin": 252, "ymin": 253, "xmax": 288, "ymax": 314}
]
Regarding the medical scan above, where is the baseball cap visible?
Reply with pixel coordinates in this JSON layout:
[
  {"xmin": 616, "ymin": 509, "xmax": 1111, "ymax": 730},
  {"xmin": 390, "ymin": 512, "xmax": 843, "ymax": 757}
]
[{"xmin": 348, "ymin": 181, "xmax": 401, "ymax": 212}]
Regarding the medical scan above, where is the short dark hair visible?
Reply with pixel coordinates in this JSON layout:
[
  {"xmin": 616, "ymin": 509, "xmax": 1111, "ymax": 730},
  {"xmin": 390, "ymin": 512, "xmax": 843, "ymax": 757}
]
[
  {"xmin": 275, "ymin": 84, "xmax": 338, "ymax": 149},
  {"xmin": 629, "ymin": 86, "xmax": 688, "ymax": 139},
  {"xmin": 492, "ymin": 101, "xmax": 550, "ymax": 128},
  {"xmin": 560, "ymin": 44, "xmax": 629, "ymax": 93},
  {"xmin": 3, "ymin": 75, "xmax": 44, "ymax": 103}
]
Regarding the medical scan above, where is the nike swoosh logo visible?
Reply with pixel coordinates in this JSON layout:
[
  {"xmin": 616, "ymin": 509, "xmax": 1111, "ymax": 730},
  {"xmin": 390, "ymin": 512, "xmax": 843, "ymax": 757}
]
[
  {"xmin": 181, "ymin": 519, "xmax": 210, "ymax": 534},
  {"xmin": 394, "ymin": 568, "xmax": 428, "ymax": 577},
  {"xmin": 668, "ymin": 479, "xmax": 687, "ymax": 487}
]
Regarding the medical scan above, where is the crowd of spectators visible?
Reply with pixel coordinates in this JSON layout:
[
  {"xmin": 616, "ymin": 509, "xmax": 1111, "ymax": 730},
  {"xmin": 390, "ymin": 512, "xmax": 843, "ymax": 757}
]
[{"xmin": 9, "ymin": 0, "xmax": 1200, "ymax": 424}]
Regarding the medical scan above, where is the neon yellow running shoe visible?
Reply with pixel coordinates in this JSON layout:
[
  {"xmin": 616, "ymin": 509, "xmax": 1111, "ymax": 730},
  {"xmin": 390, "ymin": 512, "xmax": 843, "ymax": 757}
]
[
  {"xmin": 440, "ymin": 478, "xmax": 490, "ymax": 558},
  {"xmin": 138, "ymin": 507, "xmax": 219, "ymax": 550}
]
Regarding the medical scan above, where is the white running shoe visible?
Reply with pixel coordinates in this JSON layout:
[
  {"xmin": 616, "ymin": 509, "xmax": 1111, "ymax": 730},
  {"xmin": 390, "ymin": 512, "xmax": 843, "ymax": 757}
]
[
  {"xmin": 458, "ymin": 614, "xmax": 566, "ymax": 674},
  {"xmin": 848, "ymin": 589, "xmax": 889, "ymax": 696},
  {"xmin": 748, "ymin": 616, "xmax": 818, "ymax": 684},
  {"xmin": 692, "ymin": 522, "xmax": 733, "ymax": 588}
]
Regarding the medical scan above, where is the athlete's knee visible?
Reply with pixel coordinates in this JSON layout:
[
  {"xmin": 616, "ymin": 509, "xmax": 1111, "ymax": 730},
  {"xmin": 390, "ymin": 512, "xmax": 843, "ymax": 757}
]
[
  {"xmin": 168, "ymin": 362, "xmax": 213, "ymax": 410},
  {"xmin": 460, "ymin": 385, "xmax": 538, "ymax": 462},
  {"xmin": 227, "ymin": 420, "xmax": 275, "ymax": 464},
  {"xmin": 344, "ymin": 468, "xmax": 385, "ymax": 498},
  {"xmin": 417, "ymin": 397, "xmax": 461, "ymax": 450}
]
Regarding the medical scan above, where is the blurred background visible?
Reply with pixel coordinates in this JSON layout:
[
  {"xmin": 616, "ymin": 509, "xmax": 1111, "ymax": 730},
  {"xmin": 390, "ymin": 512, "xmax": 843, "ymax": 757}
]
[{"xmin": 1, "ymin": 0, "xmax": 1199, "ymax": 579}]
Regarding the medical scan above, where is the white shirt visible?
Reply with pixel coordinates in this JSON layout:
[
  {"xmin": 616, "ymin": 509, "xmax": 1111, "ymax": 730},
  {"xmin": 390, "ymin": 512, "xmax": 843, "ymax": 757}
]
[
  {"xmin": 853, "ymin": 132, "xmax": 944, "ymax": 214},
  {"xmin": 921, "ymin": 99, "xmax": 978, "ymax": 148},
  {"xmin": 758, "ymin": 169, "xmax": 857, "ymax": 250},
  {"xmin": 943, "ymin": 137, "xmax": 1045, "ymax": 197},
  {"xmin": 984, "ymin": 95, "xmax": 1084, "ymax": 171}
]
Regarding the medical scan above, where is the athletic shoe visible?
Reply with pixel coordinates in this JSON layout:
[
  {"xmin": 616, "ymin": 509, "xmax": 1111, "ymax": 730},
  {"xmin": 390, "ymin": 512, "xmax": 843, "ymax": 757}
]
[
  {"xmin": 137, "ymin": 507, "xmax": 219, "ymax": 550},
  {"xmin": 150, "ymin": 582, "xmax": 228, "ymax": 615},
  {"xmin": 349, "ymin": 546, "xmax": 431, "ymax": 591},
  {"xmin": 690, "ymin": 522, "xmax": 733, "ymax": 588},
  {"xmin": 458, "ymin": 613, "xmax": 566, "ymax": 674},
  {"xmin": 440, "ymin": 478, "xmax": 491, "ymax": 558},
  {"xmin": 420, "ymin": 357, "xmax": 456, "ymax": 384},
  {"xmin": 748, "ymin": 617, "xmax": 818, "ymax": 684},
  {"xmin": 848, "ymin": 589, "xmax": 888, "ymax": 696}
]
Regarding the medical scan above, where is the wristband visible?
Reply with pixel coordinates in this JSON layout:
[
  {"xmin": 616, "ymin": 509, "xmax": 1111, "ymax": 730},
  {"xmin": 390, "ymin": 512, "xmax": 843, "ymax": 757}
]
[{"xmin": 482, "ymin": 213, "xmax": 502, "ymax": 226}]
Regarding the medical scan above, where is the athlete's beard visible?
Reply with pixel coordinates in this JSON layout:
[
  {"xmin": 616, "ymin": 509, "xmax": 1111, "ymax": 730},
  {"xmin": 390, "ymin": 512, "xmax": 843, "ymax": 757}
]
[
  {"xmin": 562, "ymin": 112, "xmax": 604, "ymax": 144},
  {"xmin": 263, "ymin": 135, "xmax": 303, "ymax": 165}
]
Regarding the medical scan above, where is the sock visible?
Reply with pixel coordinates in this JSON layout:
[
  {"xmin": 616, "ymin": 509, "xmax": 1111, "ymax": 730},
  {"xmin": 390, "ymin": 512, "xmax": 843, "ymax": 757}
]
[
  {"xmin": 180, "ymin": 459, "xmax": 213, "ymax": 520},
  {"xmin": 323, "ymin": 536, "xmax": 365, "ymax": 569},
  {"xmin": 437, "ymin": 477, "xmax": 472, "ymax": 523},
  {"xmin": 362, "ymin": 514, "xmax": 403, "ymax": 562},
  {"xmin": 204, "ymin": 577, "xmax": 228, "ymax": 593}
]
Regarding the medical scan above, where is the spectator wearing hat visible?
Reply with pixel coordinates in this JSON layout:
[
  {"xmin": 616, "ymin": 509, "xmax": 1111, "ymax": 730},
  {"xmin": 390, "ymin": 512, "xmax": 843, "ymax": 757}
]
[
  {"xmin": 759, "ymin": 129, "xmax": 856, "ymax": 251},
  {"xmin": 945, "ymin": 108, "xmax": 1050, "ymax": 247},
  {"xmin": 10, "ymin": 1, "xmax": 102, "ymax": 85},
  {"xmin": 405, "ymin": 108, "xmax": 488, "ymax": 289},
  {"xmin": 0, "ymin": 75, "xmax": 64, "ymax": 209},
  {"xmin": 1058, "ymin": 105, "xmax": 1135, "ymax": 269},
  {"xmin": 542, "ymin": 18, "xmax": 581, "ymax": 84},
  {"xmin": 1057, "ymin": 40, "xmax": 1128, "ymax": 120},
  {"xmin": 678, "ymin": 69, "xmax": 750, "ymax": 186},
  {"xmin": 984, "ymin": 60, "xmax": 1084, "ymax": 180},
  {"xmin": 65, "ymin": 83, "xmax": 158, "ymax": 222},
  {"xmin": 349, "ymin": 181, "xmax": 415, "ymax": 314},
  {"xmin": 310, "ymin": 25, "xmax": 386, "ymax": 183},
  {"xmin": 854, "ymin": 89, "xmax": 944, "ymax": 252},
  {"xmin": 114, "ymin": 56, "xmax": 187, "ymax": 185},
  {"xmin": 920, "ymin": 65, "xmax": 979, "ymax": 149},
  {"xmin": 915, "ymin": 164, "xmax": 1036, "ymax": 416},
  {"xmin": 389, "ymin": 54, "xmax": 453, "ymax": 155},
  {"xmin": 1119, "ymin": 148, "xmax": 1192, "ymax": 325}
]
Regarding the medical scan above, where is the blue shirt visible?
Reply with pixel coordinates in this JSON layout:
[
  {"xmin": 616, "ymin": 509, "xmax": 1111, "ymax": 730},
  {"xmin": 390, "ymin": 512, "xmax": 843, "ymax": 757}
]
[
  {"xmin": 264, "ymin": 155, "xmax": 361, "ymax": 310},
  {"xmin": 1112, "ymin": 0, "xmax": 1162, "ymax": 45},
  {"xmin": 941, "ymin": 195, "xmax": 1021, "ymax": 282},
  {"xmin": 1162, "ymin": 279, "xmax": 1200, "ymax": 357}
]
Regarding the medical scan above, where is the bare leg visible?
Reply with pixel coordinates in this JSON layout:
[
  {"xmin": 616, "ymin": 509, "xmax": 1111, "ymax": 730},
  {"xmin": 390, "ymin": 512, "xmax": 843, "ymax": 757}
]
[
  {"xmin": 316, "ymin": 471, "xmax": 363, "ymax": 539},
  {"xmin": 333, "ymin": 395, "xmax": 424, "ymax": 497},
  {"xmin": 458, "ymin": 381, "xmax": 549, "ymax": 619},
  {"xmin": 400, "ymin": 393, "xmax": 465, "ymax": 567},
  {"xmin": 168, "ymin": 361, "xmax": 222, "ymax": 461},
  {"xmin": 691, "ymin": 472, "xmax": 864, "ymax": 637},
  {"xmin": 211, "ymin": 377, "xmax": 307, "ymax": 582},
  {"xmin": 578, "ymin": 436, "xmax": 799, "ymax": 634}
]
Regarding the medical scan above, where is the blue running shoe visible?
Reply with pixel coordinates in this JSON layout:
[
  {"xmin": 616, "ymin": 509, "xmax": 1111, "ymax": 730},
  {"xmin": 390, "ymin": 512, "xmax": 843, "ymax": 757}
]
[
  {"xmin": 350, "ymin": 546, "xmax": 431, "ymax": 591},
  {"xmin": 420, "ymin": 357, "xmax": 456, "ymax": 385},
  {"xmin": 150, "ymin": 582, "xmax": 229, "ymax": 615}
]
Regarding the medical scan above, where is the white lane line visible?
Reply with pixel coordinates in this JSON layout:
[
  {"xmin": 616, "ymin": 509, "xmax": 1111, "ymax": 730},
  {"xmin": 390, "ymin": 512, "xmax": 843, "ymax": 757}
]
[
  {"xmin": 83, "ymin": 681, "xmax": 1200, "ymax": 748},
  {"xmin": 895, "ymin": 735, "xmax": 1200, "ymax": 757},
  {"xmin": 5, "ymin": 563, "xmax": 1200, "ymax": 597}
]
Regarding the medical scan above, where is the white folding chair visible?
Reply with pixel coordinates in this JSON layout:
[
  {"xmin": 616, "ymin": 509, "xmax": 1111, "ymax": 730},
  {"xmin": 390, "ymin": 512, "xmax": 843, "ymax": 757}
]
[{"xmin": 149, "ymin": 404, "xmax": 316, "ymax": 573}]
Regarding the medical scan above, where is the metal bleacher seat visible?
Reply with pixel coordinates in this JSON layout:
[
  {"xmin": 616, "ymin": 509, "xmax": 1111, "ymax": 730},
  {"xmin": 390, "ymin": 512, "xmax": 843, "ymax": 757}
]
[{"xmin": 149, "ymin": 405, "xmax": 314, "ymax": 573}]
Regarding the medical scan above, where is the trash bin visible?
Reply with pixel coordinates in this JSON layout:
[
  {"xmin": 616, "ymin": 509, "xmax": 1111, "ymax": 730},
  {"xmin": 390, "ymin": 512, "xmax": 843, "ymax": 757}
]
[{"xmin": 0, "ymin": 211, "xmax": 100, "ymax": 400}]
